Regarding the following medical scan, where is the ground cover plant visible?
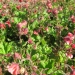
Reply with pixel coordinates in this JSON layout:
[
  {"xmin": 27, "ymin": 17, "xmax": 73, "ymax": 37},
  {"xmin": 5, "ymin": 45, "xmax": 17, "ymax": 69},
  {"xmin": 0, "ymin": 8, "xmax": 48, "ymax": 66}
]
[{"xmin": 0, "ymin": 0, "xmax": 75, "ymax": 75}]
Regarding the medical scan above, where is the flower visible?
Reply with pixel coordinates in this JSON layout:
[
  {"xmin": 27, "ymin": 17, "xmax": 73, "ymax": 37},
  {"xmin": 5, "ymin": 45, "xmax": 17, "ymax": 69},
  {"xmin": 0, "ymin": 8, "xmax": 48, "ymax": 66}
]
[
  {"xmin": 7, "ymin": 63, "xmax": 20, "ymax": 75},
  {"xmin": 66, "ymin": 53, "xmax": 73, "ymax": 59},
  {"xmin": 2, "ymin": 4, "xmax": 7, "ymax": 9},
  {"xmin": 46, "ymin": 0, "xmax": 52, "ymax": 9},
  {"xmin": 71, "ymin": 44, "xmax": 75, "ymax": 49},
  {"xmin": 70, "ymin": 15, "xmax": 75, "ymax": 23},
  {"xmin": 0, "ymin": 67, "xmax": 2, "ymax": 75},
  {"xmin": 28, "ymin": 38, "xmax": 33, "ymax": 44},
  {"xmin": 17, "ymin": 20, "xmax": 28, "ymax": 35},
  {"xmin": 16, "ymin": 5, "xmax": 21, "ymax": 10},
  {"xmin": 71, "ymin": 65, "xmax": 75, "ymax": 70},
  {"xmin": 17, "ymin": 20, "xmax": 27, "ymax": 29},
  {"xmin": 5, "ymin": 20, "xmax": 11, "ymax": 27},
  {"xmin": 68, "ymin": 32, "xmax": 74, "ymax": 40},
  {"xmin": 19, "ymin": 28, "xmax": 28, "ymax": 35},
  {"xmin": 70, "ymin": 70, "xmax": 75, "ymax": 75},
  {"xmin": 19, "ymin": 0, "xmax": 23, "ymax": 2},
  {"xmin": 64, "ymin": 32, "xmax": 74, "ymax": 45},
  {"xmin": 26, "ymin": 54, "xmax": 31, "ymax": 60},
  {"xmin": 58, "ymin": 6, "xmax": 63, "ymax": 11},
  {"xmin": 32, "ymin": 66, "xmax": 37, "ymax": 72},
  {"xmin": 20, "ymin": 67, "xmax": 25, "ymax": 74},
  {"xmin": 14, "ymin": 52, "xmax": 21, "ymax": 59},
  {"xmin": 52, "ymin": 8, "xmax": 58, "ymax": 15},
  {"xmin": 33, "ymin": 30, "xmax": 38, "ymax": 35},
  {"xmin": 45, "ymin": 27, "xmax": 49, "ymax": 32},
  {"xmin": 0, "ymin": 23, "xmax": 6, "ymax": 29}
]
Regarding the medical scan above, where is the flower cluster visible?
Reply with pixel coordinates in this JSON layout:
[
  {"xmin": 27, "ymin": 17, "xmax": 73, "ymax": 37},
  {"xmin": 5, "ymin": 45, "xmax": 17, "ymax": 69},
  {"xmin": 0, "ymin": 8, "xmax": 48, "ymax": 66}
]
[
  {"xmin": 17, "ymin": 20, "xmax": 28, "ymax": 35},
  {"xmin": 64, "ymin": 32, "xmax": 75, "ymax": 59},
  {"xmin": 70, "ymin": 15, "xmax": 75, "ymax": 23}
]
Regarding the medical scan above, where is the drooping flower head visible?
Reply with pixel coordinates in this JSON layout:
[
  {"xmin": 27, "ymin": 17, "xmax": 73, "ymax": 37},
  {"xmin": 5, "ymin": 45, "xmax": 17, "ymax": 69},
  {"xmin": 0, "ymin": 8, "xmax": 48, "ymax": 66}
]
[
  {"xmin": 7, "ymin": 63, "xmax": 20, "ymax": 75},
  {"xmin": 64, "ymin": 32, "xmax": 74, "ymax": 45}
]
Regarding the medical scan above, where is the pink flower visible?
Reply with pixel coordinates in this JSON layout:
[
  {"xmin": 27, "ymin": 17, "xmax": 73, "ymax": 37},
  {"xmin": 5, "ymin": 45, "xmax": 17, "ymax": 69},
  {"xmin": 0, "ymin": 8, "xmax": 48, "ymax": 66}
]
[
  {"xmin": 70, "ymin": 70, "xmax": 75, "ymax": 75},
  {"xmin": 19, "ymin": 28, "xmax": 28, "ymax": 35},
  {"xmin": 14, "ymin": 52, "xmax": 21, "ymax": 59},
  {"xmin": 71, "ymin": 44, "xmax": 75, "ymax": 49},
  {"xmin": 28, "ymin": 38, "xmax": 33, "ymax": 44},
  {"xmin": 32, "ymin": 66, "xmax": 37, "ymax": 72},
  {"xmin": 2, "ymin": 4, "xmax": 7, "ymax": 9},
  {"xmin": 71, "ymin": 15, "xmax": 75, "ymax": 23},
  {"xmin": 33, "ymin": 44, "xmax": 37, "ymax": 50},
  {"xmin": 58, "ymin": 6, "xmax": 63, "ymax": 11},
  {"xmin": 24, "ymin": 72, "xmax": 28, "ymax": 75},
  {"xmin": 66, "ymin": 53, "xmax": 73, "ymax": 59},
  {"xmin": 17, "ymin": 20, "xmax": 28, "ymax": 35},
  {"xmin": 68, "ymin": 32, "xmax": 74, "ymax": 40},
  {"xmin": 71, "ymin": 65, "xmax": 75, "ymax": 70},
  {"xmin": 16, "ymin": 5, "xmax": 21, "ymax": 10},
  {"xmin": 0, "ymin": 67, "xmax": 2, "ymax": 75},
  {"xmin": 64, "ymin": 32, "xmax": 74, "ymax": 45},
  {"xmin": 7, "ymin": 63, "xmax": 20, "ymax": 75},
  {"xmin": 0, "ymin": 9, "xmax": 2, "ymax": 13},
  {"xmin": 17, "ymin": 20, "xmax": 27, "ymax": 29},
  {"xmin": 64, "ymin": 36, "xmax": 72, "ymax": 45},
  {"xmin": 23, "ymin": 3, "xmax": 29, "ymax": 9},
  {"xmin": 45, "ymin": 27, "xmax": 49, "ymax": 32},
  {"xmin": 0, "ymin": 23, "xmax": 6, "ymax": 29},
  {"xmin": 5, "ymin": 20, "xmax": 11, "ymax": 27},
  {"xmin": 19, "ymin": 0, "xmax": 23, "ymax": 2},
  {"xmin": 52, "ymin": 8, "xmax": 58, "ymax": 15},
  {"xmin": 46, "ymin": 0, "xmax": 52, "ymax": 8},
  {"xmin": 47, "ymin": 9, "xmax": 52, "ymax": 13},
  {"xmin": 26, "ymin": 54, "xmax": 31, "ymax": 60},
  {"xmin": 33, "ymin": 30, "xmax": 38, "ymax": 35}
]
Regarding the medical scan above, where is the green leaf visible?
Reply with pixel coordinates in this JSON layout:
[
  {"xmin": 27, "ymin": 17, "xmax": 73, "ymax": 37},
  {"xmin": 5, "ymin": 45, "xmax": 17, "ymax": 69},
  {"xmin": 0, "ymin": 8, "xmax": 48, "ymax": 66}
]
[
  {"xmin": 4, "ymin": 42, "xmax": 12, "ymax": 53},
  {"xmin": 58, "ymin": 51, "xmax": 66, "ymax": 63},
  {"xmin": 46, "ymin": 59, "xmax": 55, "ymax": 74},
  {"xmin": 14, "ymin": 11, "xmax": 19, "ymax": 16},
  {"xmin": 14, "ymin": 17, "xmax": 21, "ymax": 23},
  {"xmin": 0, "ymin": 3, "xmax": 2, "ymax": 9},
  {"xmin": 0, "ymin": 42, "xmax": 5, "ymax": 54},
  {"xmin": 47, "ymin": 69, "xmax": 54, "ymax": 74},
  {"xmin": 47, "ymin": 59, "xmax": 55, "ymax": 68},
  {"xmin": 31, "ymin": 20, "xmax": 39, "ymax": 29},
  {"xmin": 40, "ymin": 60, "xmax": 48, "ymax": 68},
  {"xmin": 53, "ymin": 70, "xmax": 65, "ymax": 75},
  {"xmin": 44, "ymin": 46, "xmax": 52, "ymax": 54},
  {"xmin": 32, "ymin": 53, "xmax": 39, "ymax": 61},
  {"xmin": 41, "ymin": 38, "xmax": 46, "ymax": 45},
  {"xmin": 0, "ymin": 42, "xmax": 12, "ymax": 54}
]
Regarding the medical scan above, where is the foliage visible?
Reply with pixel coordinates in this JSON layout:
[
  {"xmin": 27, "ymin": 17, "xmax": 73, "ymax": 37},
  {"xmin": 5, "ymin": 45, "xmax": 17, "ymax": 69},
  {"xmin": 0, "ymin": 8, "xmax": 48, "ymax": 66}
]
[{"xmin": 0, "ymin": 0, "xmax": 75, "ymax": 75}]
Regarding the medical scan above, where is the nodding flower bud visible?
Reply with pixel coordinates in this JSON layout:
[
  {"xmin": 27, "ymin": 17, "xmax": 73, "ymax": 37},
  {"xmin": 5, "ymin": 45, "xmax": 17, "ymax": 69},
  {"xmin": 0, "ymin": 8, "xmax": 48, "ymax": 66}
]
[
  {"xmin": 66, "ymin": 53, "xmax": 73, "ymax": 59},
  {"xmin": 52, "ymin": 8, "xmax": 58, "ymax": 15},
  {"xmin": 19, "ymin": 0, "xmax": 23, "ymax": 2},
  {"xmin": 71, "ymin": 44, "xmax": 75, "ymax": 49},
  {"xmin": 46, "ymin": 0, "xmax": 52, "ymax": 9},
  {"xmin": 64, "ymin": 32, "xmax": 74, "ymax": 45},
  {"xmin": 70, "ymin": 70, "xmax": 75, "ymax": 75},
  {"xmin": 70, "ymin": 15, "xmax": 75, "ymax": 23}
]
